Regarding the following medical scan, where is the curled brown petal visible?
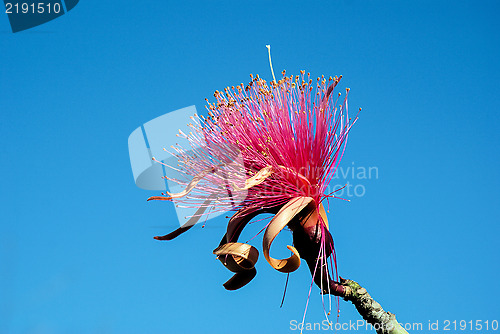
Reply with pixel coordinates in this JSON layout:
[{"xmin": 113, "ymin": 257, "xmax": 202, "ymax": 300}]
[
  {"xmin": 263, "ymin": 196, "xmax": 315, "ymax": 273},
  {"xmin": 213, "ymin": 204, "xmax": 285, "ymax": 291},
  {"xmin": 226, "ymin": 204, "xmax": 282, "ymax": 244},
  {"xmin": 147, "ymin": 196, "xmax": 172, "ymax": 201},
  {"xmin": 213, "ymin": 242, "xmax": 259, "ymax": 272},
  {"xmin": 153, "ymin": 195, "xmax": 214, "ymax": 240},
  {"xmin": 231, "ymin": 165, "xmax": 273, "ymax": 191},
  {"xmin": 213, "ymin": 242, "xmax": 259, "ymax": 291},
  {"xmin": 222, "ymin": 268, "xmax": 257, "ymax": 291},
  {"xmin": 301, "ymin": 202, "xmax": 328, "ymax": 230}
]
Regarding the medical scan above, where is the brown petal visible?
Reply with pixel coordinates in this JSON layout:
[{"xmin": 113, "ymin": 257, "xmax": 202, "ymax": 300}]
[
  {"xmin": 153, "ymin": 195, "xmax": 214, "ymax": 240},
  {"xmin": 225, "ymin": 204, "xmax": 282, "ymax": 244},
  {"xmin": 222, "ymin": 268, "xmax": 257, "ymax": 291},
  {"xmin": 213, "ymin": 242, "xmax": 259, "ymax": 290},
  {"xmin": 263, "ymin": 197, "xmax": 315, "ymax": 273},
  {"xmin": 147, "ymin": 196, "xmax": 172, "ymax": 201},
  {"xmin": 301, "ymin": 202, "xmax": 328, "ymax": 230},
  {"xmin": 213, "ymin": 242, "xmax": 259, "ymax": 272},
  {"xmin": 232, "ymin": 165, "xmax": 273, "ymax": 191},
  {"xmin": 318, "ymin": 202, "xmax": 329, "ymax": 230}
]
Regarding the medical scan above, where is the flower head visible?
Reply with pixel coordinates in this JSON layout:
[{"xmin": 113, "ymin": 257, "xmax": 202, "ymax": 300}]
[{"xmin": 149, "ymin": 70, "xmax": 358, "ymax": 303}]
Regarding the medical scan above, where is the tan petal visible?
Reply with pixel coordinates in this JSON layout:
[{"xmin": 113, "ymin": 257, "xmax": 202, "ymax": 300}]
[
  {"xmin": 147, "ymin": 196, "xmax": 172, "ymax": 201},
  {"xmin": 318, "ymin": 202, "xmax": 329, "ymax": 230},
  {"xmin": 226, "ymin": 204, "xmax": 280, "ymax": 243},
  {"xmin": 213, "ymin": 242, "xmax": 259, "ymax": 290},
  {"xmin": 263, "ymin": 196, "xmax": 315, "ymax": 273},
  {"xmin": 232, "ymin": 165, "xmax": 273, "ymax": 191},
  {"xmin": 301, "ymin": 201, "xmax": 328, "ymax": 230},
  {"xmin": 213, "ymin": 242, "xmax": 259, "ymax": 272}
]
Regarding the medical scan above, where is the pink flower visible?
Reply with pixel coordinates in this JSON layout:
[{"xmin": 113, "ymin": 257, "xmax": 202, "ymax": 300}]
[{"xmin": 149, "ymin": 71, "xmax": 358, "ymax": 305}]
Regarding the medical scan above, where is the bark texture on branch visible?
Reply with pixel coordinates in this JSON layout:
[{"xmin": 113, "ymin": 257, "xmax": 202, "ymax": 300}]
[{"xmin": 339, "ymin": 278, "xmax": 409, "ymax": 334}]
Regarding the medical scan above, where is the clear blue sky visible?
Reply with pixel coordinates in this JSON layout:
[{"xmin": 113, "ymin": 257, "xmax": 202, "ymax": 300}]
[{"xmin": 1, "ymin": 1, "xmax": 499, "ymax": 333}]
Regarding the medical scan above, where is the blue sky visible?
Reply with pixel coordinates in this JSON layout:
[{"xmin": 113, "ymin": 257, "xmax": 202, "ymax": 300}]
[{"xmin": 1, "ymin": 1, "xmax": 499, "ymax": 333}]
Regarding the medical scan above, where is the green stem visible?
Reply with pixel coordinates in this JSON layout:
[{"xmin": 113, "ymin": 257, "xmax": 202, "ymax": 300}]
[{"xmin": 340, "ymin": 278, "xmax": 409, "ymax": 334}]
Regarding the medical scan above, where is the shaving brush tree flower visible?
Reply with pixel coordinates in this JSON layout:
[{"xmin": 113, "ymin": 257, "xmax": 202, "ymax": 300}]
[{"xmin": 147, "ymin": 71, "xmax": 409, "ymax": 334}]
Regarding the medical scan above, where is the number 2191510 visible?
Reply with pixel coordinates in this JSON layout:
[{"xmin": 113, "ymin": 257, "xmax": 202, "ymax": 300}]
[
  {"xmin": 443, "ymin": 319, "xmax": 498, "ymax": 331},
  {"xmin": 5, "ymin": 2, "xmax": 61, "ymax": 14}
]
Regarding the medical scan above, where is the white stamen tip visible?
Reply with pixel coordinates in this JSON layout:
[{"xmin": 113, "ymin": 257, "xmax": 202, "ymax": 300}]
[{"xmin": 266, "ymin": 45, "xmax": 277, "ymax": 83}]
